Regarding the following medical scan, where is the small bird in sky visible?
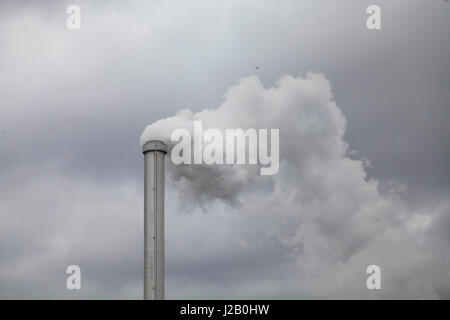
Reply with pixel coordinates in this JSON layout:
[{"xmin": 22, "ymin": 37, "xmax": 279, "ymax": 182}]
[{"xmin": 254, "ymin": 66, "xmax": 260, "ymax": 70}]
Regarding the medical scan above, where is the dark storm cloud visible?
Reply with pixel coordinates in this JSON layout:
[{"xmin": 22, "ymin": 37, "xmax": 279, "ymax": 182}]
[{"xmin": 0, "ymin": 0, "xmax": 449, "ymax": 298}]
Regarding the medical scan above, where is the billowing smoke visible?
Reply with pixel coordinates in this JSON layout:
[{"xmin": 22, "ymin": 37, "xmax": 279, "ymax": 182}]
[
  {"xmin": 141, "ymin": 73, "xmax": 450, "ymax": 298},
  {"xmin": 140, "ymin": 73, "xmax": 343, "ymax": 205}
]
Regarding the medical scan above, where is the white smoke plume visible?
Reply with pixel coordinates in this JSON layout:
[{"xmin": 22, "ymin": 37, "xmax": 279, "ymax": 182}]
[{"xmin": 141, "ymin": 73, "xmax": 450, "ymax": 298}]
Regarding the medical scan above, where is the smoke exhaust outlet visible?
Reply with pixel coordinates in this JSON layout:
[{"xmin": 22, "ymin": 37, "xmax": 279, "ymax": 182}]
[{"xmin": 143, "ymin": 140, "xmax": 167, "ymax": 300}]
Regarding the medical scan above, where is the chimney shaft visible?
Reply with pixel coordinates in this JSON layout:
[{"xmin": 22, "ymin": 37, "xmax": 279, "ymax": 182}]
[{"xmin": 143, "ymin": 140, "xmax": 167, "ymax": 300}]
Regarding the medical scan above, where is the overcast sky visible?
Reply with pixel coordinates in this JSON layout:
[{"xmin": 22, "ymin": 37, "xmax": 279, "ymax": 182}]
[{"xmin": 0, "ymin": 0, "xmax": 449, "ymax": 299}]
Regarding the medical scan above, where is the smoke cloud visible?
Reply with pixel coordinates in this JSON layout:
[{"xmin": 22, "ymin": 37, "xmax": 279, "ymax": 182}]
[{"xmin": 141, "ymin": 73, "xmax": 450, "ymax": 298}]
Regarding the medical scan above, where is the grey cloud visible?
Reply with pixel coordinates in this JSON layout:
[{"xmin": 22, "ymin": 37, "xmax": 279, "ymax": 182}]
[{"xmin": 0, "ymin": 0, "xmax": 449, "ymax": 299}]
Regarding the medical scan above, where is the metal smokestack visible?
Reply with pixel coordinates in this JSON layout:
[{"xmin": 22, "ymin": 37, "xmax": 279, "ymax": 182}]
[{"xmin": 143, "ymin": 140, "xmax": 167, "ymax": 300}]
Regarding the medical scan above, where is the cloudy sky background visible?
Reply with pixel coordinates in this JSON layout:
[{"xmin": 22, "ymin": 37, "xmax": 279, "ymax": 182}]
[{"xmin": 0, "ymin": 0, "xmax": 449, "ymax": 299}]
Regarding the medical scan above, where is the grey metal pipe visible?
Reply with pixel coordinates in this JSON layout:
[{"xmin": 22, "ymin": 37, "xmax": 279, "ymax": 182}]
[{"xmin": 143, "ymin": 140, "xmax": 167, "ymax": 300}]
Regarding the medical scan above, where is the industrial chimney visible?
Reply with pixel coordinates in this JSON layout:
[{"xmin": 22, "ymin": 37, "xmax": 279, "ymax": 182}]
[{"xmin": 143, "ymin": 140, "xmax": 167, "ymax": 300}]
